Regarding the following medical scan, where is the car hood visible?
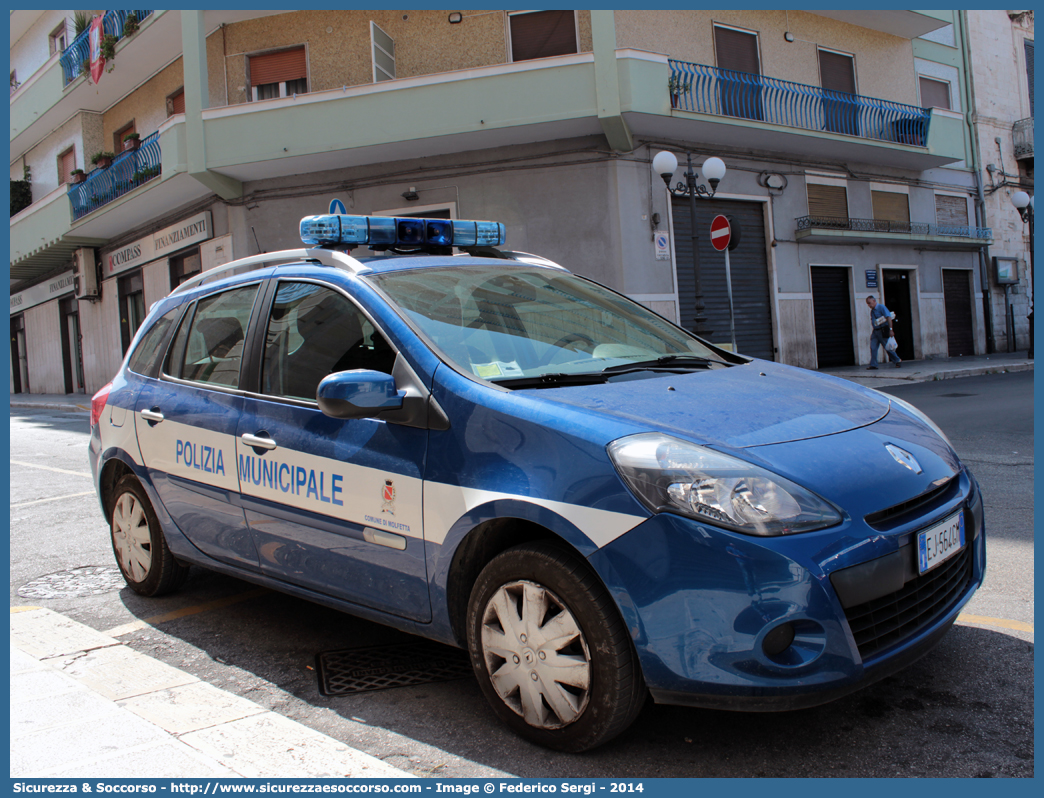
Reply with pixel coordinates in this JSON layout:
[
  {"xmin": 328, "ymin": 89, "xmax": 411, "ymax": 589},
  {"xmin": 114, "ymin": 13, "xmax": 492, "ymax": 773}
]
[{"xmin": 532, "ymin": 360, "xmax": 891, "ymax": 448}]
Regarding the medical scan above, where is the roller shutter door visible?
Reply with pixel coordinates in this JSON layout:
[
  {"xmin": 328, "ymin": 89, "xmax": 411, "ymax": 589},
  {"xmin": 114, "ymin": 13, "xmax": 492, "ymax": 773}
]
[
  {"xmin": 672, "ymin": 198, "xmax": 774, "ymax": 360},
  {"xmin": 811, "ymin": 267, "xmax": 855, "ymax": 367},
  {"xmin": 943, "ymin": 271, "xmax": 974, "ymax": 356}
]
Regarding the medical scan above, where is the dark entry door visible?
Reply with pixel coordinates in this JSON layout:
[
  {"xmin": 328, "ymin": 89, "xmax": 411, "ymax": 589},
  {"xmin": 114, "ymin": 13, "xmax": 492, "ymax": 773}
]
[
  {"xmin": 672, "ymin": 198, "xmax": 774, "ymax": 360},
  {"xmin": 811, "ymin": 267, "xmax": 854, "ymax": 367},
  {"xmin": 943, "ymin": 270, "xmax": 975, "ymax": 356},
  {"xmin": 883, "ymin": 269, "xmax": 915, "ymax": 361}
]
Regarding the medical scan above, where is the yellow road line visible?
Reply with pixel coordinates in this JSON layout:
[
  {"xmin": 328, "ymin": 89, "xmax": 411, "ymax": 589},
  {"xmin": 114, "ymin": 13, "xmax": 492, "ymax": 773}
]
[
  {"xmin": 11, "ymin": 491, "xmax": 95, "ymax": 508},
  {"xmin": 957, "ymin": 612, "xmax": 1033, "ymax": 633},
  {"xmin": 11, "ymin": 460, "xmax": 92, "ymax": 478},
  {"xmin": 103, "ymin": 587, "xmax": 270, "ymax": 636},
  {"xmin": 11, "ymin": 606, "xmax": 42, "ymax": 613}
]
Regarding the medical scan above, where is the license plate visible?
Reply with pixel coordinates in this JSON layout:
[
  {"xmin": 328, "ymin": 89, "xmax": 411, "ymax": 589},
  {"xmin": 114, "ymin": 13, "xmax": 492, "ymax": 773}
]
[{"xmin": 917, "ymin": 511, "xmax": 965, "ymax": 574}]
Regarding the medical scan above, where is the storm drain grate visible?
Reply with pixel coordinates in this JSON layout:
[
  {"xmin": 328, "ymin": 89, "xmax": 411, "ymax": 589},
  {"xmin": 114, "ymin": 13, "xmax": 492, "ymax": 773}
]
[
  {"xmin": 18, "ymin": 566, "xmax": 126, "ymax": 599},
  {"xmin": 316, "ymin": 641, "xmax": 473, "ymax": 696}
]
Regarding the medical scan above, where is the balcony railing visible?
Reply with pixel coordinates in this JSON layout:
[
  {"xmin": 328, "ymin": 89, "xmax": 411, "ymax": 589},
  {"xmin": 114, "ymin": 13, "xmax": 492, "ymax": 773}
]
[
  {"xmin": 59, "ymin": 10, "xmax": 153, "ymax": 87},
  {"xmin": 1013, "ymin": 118, "xmax": 1033, "ymax": 160},
  {"xmin": 69, "ymin": 131, "xmax": 161, "ymax": 220},
  {"xmin": 796, "ymin": 216, "xmax": 991, "ymax": 239},
  {"xmin": 669, "ymin": 60, "xmax": 933, "ymax": 148}
]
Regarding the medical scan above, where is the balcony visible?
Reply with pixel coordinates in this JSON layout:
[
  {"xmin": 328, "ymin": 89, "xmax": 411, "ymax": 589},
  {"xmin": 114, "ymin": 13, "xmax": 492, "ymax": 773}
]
[
  {"xmin": 1013, "ymin": 118, "xmax": 1033, "ymax": 160},
  {"xmin": 669, "ymin": 60, "xmax": 932, "ymax": 148},
  {"xmin": 68, "ymin": 131, "xmax": 161, "ymax": 220},
  {"xmin": 795, "ymin": 215, "xmax": 992, "ymax": 249},
  {"xmin": 58, "ymin": 10, "xmax": 154, "ymax": 87}
]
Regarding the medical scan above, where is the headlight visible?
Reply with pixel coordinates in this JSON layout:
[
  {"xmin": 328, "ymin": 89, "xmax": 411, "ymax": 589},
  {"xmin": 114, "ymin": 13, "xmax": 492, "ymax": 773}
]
[
  {"xmin": 886, "ymin": 394, "xmax": 955, "ymax": 449},
  {"xmin": 607, "ymin": 433, "xmax": 842, "ymax": 536}
]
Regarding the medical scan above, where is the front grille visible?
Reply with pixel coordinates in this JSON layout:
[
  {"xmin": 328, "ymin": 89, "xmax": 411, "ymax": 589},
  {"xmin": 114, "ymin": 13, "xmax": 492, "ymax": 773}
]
[
  {"xmin": 844, "ymin": 541, "xmax": 973, "ymax": 660},
  {"xmin": 864, "ymin": 475, "xmax": 958, "ymax": 529}
]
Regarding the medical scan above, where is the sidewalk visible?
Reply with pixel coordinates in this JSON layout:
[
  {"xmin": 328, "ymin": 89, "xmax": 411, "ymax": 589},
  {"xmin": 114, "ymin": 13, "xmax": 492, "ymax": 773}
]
[{"xmin": 10, "ymin": 606, "xmax": 411, "ymax": 778}]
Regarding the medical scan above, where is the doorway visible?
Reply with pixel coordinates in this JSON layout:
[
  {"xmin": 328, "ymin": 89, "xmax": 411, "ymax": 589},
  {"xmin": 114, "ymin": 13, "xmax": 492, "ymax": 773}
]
[
  {"xmin": 811, "ymin": 266, "xmax": 855, "ymax": 367},
  {"xmin": 882, "ymin": 269, "xmax": 915, "ymax": 361},
  {"xmin": 60, "ymin": 296, "xmax": 85, "ymax": 393},
  {"xmin": 11, "ymin": 315, "xmax": 29, "ymax": 393},
  {"xmin": 942, "ymin": 270, "xmax": 975, "ymax": 356}
]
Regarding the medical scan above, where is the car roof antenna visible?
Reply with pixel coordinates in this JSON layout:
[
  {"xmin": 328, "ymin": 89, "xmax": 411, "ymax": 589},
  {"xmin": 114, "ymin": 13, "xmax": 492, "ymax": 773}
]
[{"xmin": 252, "ymin": 226, "xmax": 265, "ymax": 254}]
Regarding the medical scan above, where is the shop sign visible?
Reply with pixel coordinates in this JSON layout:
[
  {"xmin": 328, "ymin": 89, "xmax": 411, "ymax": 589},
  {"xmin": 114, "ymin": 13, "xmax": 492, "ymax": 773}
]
[
  {"xmin": 10, "ymin": 270, "xmax": 75, "ymax": 315},
  {"xmin": 106, "ymin": 211, "xmax": 213, "ymax": 276}
]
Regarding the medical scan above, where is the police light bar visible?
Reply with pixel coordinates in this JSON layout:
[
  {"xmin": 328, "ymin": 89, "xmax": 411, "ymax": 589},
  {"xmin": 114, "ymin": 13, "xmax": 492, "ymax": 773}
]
[{"xmin": 300, "ymin": 214, "xmax": 506, "ymax": 249}]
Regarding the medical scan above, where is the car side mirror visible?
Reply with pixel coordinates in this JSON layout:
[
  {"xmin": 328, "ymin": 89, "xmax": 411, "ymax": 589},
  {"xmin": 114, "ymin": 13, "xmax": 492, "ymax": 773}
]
[{"xmin": 316, "ymin": 370, "xmax": 405, "ymax": 420}]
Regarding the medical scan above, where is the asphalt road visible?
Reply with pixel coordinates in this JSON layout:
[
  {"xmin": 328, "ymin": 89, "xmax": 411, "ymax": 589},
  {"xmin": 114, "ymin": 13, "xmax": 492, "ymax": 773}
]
[{"xmin": 8, "ymin": 371, "xmax": 1034, "ymax": 778}]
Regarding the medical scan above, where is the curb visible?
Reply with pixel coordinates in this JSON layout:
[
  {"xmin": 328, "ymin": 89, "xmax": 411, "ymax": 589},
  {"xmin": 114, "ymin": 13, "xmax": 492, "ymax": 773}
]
[
  {"xmin": 10, "ymin": 402, "xmax": 90, "ymax": 413},
  {"xmin": 11, "ymin": 607, "xmax": 413, "ymax": 779}
]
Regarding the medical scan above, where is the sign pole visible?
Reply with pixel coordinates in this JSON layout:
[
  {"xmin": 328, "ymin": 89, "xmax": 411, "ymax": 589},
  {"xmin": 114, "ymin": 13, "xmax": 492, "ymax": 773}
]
[{"xmin": 724, "ymin": 247, "xmax": 737, "ymax": 353}]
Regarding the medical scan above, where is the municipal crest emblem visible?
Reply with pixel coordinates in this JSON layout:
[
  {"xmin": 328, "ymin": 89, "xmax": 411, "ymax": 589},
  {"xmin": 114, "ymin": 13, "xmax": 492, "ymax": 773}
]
[{"xmin": 381, "ymin": 479, "xmax": 395, "ymax": 515}]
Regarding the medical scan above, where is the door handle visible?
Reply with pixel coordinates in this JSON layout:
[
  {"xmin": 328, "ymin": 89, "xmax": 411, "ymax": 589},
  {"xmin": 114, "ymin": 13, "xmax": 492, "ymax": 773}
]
[
  {"xmin": 241, "ymin": 432, "xmax": 277, "ymax": 451},
  {"xmin": 140, "ymin": 408, "xmax": 164, "ymax": 424}
]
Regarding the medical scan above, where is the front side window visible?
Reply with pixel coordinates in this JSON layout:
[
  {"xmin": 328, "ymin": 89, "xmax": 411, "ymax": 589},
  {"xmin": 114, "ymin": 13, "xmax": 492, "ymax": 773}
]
[
  {"xmin": 371, "ymin": 266, "xmax": 724, "ymax": 385},
  {"xmin": 173, "ymin": 285, "xmax": 258, "ymax": 388},
  {"xmin": 262, "ymin": 282, "xmax": 395, "ymax": 401}
]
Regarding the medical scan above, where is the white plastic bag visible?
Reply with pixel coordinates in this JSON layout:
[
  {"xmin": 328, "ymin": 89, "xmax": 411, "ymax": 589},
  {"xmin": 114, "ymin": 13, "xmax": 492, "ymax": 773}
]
[{"xmin": 885, "ymin": 336, "xmax": 898, "ymax": 352}]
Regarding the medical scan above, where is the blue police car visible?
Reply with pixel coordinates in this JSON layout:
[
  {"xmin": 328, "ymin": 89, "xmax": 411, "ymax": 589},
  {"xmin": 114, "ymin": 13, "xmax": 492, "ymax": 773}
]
[{"xmin": 89, "ymin": 214, "xmax": 984, "ymax": 751}]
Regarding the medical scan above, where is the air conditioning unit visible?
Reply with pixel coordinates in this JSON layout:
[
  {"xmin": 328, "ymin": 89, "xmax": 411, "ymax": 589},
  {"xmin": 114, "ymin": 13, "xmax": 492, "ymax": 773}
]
[{"xmin": 74, "ymin": 247, "xmax": 99, "ymax": 300}]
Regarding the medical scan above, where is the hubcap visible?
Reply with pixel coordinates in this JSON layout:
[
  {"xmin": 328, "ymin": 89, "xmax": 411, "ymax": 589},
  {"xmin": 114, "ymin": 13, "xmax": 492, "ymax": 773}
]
[
  {"xmin": 112, "ymin": 492, "xmax": 152, "ymax": 583},
  {"xmin": 480, "ymin": 580, "xmax": 591, "ymax": 729}
]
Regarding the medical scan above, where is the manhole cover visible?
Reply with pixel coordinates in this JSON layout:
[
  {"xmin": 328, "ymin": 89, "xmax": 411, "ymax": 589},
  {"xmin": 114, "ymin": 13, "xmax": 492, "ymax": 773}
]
[
  {"xmin": 18, "ymin": 566, "xmax": 126, "ymax": 599},
  {"xmin": 316, "ymin": 641, "xmax": 473, "ymax": 696}
]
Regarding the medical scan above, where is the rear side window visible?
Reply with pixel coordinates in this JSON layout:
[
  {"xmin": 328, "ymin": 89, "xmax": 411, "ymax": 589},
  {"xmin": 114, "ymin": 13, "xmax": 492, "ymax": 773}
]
[
  {"xmin": 262, "ymin": 281, "xmax": 395, "ymax": 401},
  {"xmin": 127, "ymin": 306, "xmax": 182, "ymax": 376},
  {"xmin": 168, "ymin": 285, "xmax": 258, "ymax": 388}
]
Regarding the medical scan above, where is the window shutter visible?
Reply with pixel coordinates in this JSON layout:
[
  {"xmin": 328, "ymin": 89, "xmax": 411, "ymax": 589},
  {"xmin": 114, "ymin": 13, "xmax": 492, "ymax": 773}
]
[
  {"xmin": 1026, "ymin": 40, "xmax": 1034, "ymax": 116},
  {"xmin": 819, "ymin": 50, "xmax": 856, "ymax": 94},
  {"xmin": 807, "ymin": 183, "xmax": 848, "ymax": 219},
  {"xmin": 371, "ymin": 22, "xmax": 395, "ymax": 82},
  {"xmin": 871, "ymin": 191, "xmax": 910, "ymax": 223},
  {"xmin": 169, "ymin": 89, "xmax": 185, "ymax": 116},
  {"xmin": 250, "ymin": 48, "xmax": 307, "ymax": 87},
  {"xmin": 919, "ymin": 76, "xmax": 951, "ymax": 110},
  {"xmin": 936, "ymin": 195, "xmax": 969, "ymax": 227},
  {"xmin": 714, "ymin": 26, "xmax": 760, "ymax": 74},
  {"xmin": 510, "ymin": 11, "xmax": 578, "ymax": 62},
  {"xmin": 60, "ymin": 149, "xmax": 76, "ymax": 185}
]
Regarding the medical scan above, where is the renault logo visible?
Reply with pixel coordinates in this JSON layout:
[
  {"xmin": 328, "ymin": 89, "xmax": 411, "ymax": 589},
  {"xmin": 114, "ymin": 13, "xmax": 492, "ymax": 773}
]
[{"xmin": 886, "ymin": 444, "xmax": 922, "ymax": 474}]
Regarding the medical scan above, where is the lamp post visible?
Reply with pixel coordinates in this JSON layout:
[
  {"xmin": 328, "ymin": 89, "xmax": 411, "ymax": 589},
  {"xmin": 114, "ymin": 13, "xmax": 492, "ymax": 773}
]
[
  {"xmin": 652, "ymin": 151, "xmax": 726, "ymax": 337},
  {"xmin": 1011, "ymin": 191, "xmax": 1034, "ymax": 358}
]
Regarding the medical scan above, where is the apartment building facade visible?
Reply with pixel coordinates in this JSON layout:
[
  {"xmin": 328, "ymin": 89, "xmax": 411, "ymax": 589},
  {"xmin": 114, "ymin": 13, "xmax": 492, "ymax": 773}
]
[{"xmin": 11, "ymin": 9, "xmax": 995, "ymax": 394}]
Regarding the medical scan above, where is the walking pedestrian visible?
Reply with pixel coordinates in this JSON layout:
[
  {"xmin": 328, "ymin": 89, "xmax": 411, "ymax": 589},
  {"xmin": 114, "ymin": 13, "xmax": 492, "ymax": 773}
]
[{"xmin": 865, "ymin": 295, "xmax": 901, "ymax": 369}]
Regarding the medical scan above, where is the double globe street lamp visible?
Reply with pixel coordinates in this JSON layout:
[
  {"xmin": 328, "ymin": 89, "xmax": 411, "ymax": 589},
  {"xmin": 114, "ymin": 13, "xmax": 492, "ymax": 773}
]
[
  {"xmin": 652, "ymin": 151, "xmax": 726, "ymax": 337},
  {"xmin": 1011, "ymin": 190, "xmax": 1034, "ymax": 358}
]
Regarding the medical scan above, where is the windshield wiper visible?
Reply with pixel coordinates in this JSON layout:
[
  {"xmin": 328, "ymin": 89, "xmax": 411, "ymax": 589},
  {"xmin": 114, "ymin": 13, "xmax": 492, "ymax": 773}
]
[
  {"xmin": 491, "ymin": 371, "xmax": 608, "ymax": 389},
  {"xmin": 602, "ymin": 355, "xmax": 721, "ymax": 374}
]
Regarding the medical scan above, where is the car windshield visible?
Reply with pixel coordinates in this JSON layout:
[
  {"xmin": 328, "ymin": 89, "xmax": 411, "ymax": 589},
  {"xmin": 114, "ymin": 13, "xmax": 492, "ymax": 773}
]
[{"xmin": 369, "ymin": 264, "xmax": 726, "ymax": 383}]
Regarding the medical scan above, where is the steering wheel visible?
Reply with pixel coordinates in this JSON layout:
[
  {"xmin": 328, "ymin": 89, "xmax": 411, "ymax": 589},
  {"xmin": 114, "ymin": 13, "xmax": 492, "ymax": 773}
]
[{"xmin": 537, "ymin": 333, "xmax": 597, "ymax": 366}]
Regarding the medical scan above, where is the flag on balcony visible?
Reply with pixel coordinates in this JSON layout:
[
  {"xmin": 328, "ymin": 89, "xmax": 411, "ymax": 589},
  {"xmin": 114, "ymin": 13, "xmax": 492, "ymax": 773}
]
[{"xmin": 89, "ymin": 17, "xmax": 105, "ymax": 84}]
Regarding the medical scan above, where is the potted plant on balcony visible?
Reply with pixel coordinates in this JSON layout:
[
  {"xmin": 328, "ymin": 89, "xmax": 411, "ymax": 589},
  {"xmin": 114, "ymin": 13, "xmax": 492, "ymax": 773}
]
[
  {"xmin": 91, "ymin": 151, "xmax": 116, "ymax": 170},
  {"xmin": 123, "ymin": 132, "xmax": 141, "ymax": 152},
  {"xmin": 100, "ymin": 34, "xmax": 118, "ymax": 73},
  {"xmin": 123, "ymin": 13, "xmax": 139, "ymax": 37},
  {"xmin": 70, "ymin": 169, "xmax": 87, "ymax": 184},
  {"xmin": 668, "ymin": 75, "xmax": 692, "ymax": 109}
]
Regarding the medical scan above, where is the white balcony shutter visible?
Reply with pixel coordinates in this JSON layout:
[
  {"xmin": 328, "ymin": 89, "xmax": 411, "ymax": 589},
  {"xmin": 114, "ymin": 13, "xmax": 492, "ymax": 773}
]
[{"xmin": 371, "ymin": 22, "xmax": 395, "ymax": 82}]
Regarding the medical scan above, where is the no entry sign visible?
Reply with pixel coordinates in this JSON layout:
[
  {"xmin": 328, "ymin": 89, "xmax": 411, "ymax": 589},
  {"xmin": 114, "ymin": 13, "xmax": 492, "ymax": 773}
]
[{"xmin": 710, "ymin": 215, "xmax": 731, "ymax": 251}]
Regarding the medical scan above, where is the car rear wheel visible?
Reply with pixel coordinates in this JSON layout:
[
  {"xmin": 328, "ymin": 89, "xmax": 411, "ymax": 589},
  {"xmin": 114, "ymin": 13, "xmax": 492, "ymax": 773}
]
[
  {"xmin": 110, "ymin": 475, "xmax": 188, "ymax": 596},
  {"xmin": 466, "ymin": 541, "xmax": 646, "ymax": 752}
]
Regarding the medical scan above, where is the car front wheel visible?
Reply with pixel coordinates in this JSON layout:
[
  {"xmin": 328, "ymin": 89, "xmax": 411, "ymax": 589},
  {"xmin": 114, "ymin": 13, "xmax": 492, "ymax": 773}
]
[
  {"xmin": 110, "ymin": 474, "xmax": 188, "ymax": 596},
  {"xmin": 466, "ymin": 541, "xmax": 646, "ymax": 752}
]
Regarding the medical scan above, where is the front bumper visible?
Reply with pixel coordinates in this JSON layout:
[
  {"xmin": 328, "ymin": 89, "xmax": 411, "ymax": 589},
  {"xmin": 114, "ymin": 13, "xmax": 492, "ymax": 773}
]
[{"xmin": 588, "ymin": 469, "xmax": 985, "ymax": 711}]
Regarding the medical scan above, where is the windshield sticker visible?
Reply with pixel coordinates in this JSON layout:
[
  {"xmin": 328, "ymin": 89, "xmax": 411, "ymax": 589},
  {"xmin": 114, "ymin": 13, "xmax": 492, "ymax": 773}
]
[{"xmin": 472, "ymin": 360, "xmax": 523, "ymax": 378}]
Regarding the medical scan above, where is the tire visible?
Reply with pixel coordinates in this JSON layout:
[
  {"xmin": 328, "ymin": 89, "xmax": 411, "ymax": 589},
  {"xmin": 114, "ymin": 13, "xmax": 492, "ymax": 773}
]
[
  {"xmin": 109, "ymin": 474, "xmax": 188, "ymax": 596},
  {"xmin": 466, "ymin": 541, "xmax": 646, "ymax": 752}
]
